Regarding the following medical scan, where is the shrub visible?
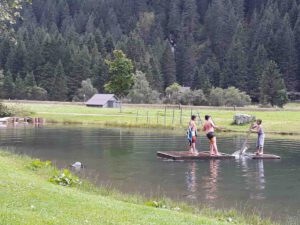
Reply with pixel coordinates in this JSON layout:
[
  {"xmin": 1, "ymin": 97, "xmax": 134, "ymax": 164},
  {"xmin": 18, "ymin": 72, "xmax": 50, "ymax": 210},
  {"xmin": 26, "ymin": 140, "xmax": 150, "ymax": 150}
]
[
  {"xmin": 209, "ymin": 87, "xmax": 251, "ymax": 107},
  {"xmin": 224, "ymin": 87, "xmax": 251, "ymax": 107},
  {"xmin": 49, "ymin": 169, "xmax": 81, "ymax": 187},
  {"xmin": 192, "ymin": 89, "xmax": 208, "ymax": 106},
  {"xmin": 0, "ymin": 102, "xmax": 14, "ymax": 117},
  {"xmin": 209, "ymin": 87, "xmax": 225, "ymax": 106},
  {"xmin": 26, "ymin": 159, "xmax": 52, "ymax": 171}
]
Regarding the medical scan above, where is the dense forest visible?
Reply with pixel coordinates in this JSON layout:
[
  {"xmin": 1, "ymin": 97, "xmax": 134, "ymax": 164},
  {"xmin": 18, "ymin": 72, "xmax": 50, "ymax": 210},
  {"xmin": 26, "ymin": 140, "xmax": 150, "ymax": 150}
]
[{"xmin": 0, "ymin": 0, "xmax": 300, "ymax": 106}]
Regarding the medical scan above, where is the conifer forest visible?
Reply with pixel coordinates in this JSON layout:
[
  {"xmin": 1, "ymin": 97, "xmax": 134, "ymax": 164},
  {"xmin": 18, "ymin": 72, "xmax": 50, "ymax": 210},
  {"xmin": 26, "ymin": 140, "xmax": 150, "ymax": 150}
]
[{"xmin": 1, "ymin": 0, "xmax": 300, "ymax": 106}]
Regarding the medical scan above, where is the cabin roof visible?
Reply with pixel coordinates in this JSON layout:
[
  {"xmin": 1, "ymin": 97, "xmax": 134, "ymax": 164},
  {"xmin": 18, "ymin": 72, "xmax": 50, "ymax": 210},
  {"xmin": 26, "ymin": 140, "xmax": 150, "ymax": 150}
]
[{"xmin": 85, "ymin": 94, "xmax": 117, "ymax": 105}]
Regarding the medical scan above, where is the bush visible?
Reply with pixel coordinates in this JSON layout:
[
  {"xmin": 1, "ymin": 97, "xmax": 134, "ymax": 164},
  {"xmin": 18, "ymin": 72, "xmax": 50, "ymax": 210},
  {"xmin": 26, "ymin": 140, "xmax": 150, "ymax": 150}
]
[
  {"xmin": 180, "ymin": 89, "xmax": 207, "ymax": 106},
  {"xmin": 209, "ymin": 87, "xmax": 251, "ymax": 107},
  {"xmin": 224, "ymin": 87, "xmax": 251, "ymax": 107},
  {"xmin": 127, "ymin": 71, "xmax": 160, "ymax": 104},
  {"xmin": 209, "ymin": 87, "xmax": 225, "ymax": 106},
  {"xmin": 49, "ymin": 169, "xmax": 81, "ymax": 187},
  {"xmin": 0, "ymin": 102, "xmax": 14, "ymax": 117},
  {"xmin": 26, "ymin": 159, "xmax": 52, "ymax": 171},
  {"xmin": 192, "ymin": 89, "xmax": 208, "ymax": 106}
]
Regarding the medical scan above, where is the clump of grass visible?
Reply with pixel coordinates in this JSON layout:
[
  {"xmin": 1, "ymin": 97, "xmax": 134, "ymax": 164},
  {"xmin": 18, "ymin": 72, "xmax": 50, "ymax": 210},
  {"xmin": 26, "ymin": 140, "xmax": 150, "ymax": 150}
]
[
  {"xmin": 49, "ymin": 168, "xmax": 82, "ymax": 187},
  {"xmin": 26, "ymin": 159, "xmax": 52, "ymax": 171}
]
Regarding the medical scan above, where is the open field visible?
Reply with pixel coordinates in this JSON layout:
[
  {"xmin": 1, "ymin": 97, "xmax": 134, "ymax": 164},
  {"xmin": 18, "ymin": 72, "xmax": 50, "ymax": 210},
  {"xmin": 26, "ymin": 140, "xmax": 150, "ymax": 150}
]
[
  {"xmin": 0, "ymin": 150, "xmax": 277, "ymax": 225},
  {"xmin": 3, "ymin": 101, "xmax": 300, "ymax": 135}
]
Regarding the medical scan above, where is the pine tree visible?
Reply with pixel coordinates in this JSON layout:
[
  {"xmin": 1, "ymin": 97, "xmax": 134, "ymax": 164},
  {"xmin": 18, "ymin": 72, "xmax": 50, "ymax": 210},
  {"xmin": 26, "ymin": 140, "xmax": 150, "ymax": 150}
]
[
  {"xmin": 221, "ymin": 23, "xmax": 249, "ymax": 91},
  {"xmin": 14, "ymin": 74, "xmax": 26, "ymax": 99},
  {"xmin": 260, "ymin": 60, "xmax": 288, "ymax": 107},
  {"xmin": 50, "ymin": 60, "xmax": 68, "ymax": 101},
  {"xmin": 175, "ymin": 35, "xmax": 196, "ymax": 86},
  {"xmin": 2, "ymin": 71, "xmax": 15, "ymax": 99},
  {"xmin": 192, "ymin": 66, "xmax": 211, "ymax": 94},
  {"xmin": 248, "ymin": 44, "xmax": 268, "ymax": 101},
  {"xmin": 24, "ymin": 71, "xmax": 37, "ymax": 87},
  {"xmin": 161, "ymin": 45, "xmax": 176, "ymax": 88}
]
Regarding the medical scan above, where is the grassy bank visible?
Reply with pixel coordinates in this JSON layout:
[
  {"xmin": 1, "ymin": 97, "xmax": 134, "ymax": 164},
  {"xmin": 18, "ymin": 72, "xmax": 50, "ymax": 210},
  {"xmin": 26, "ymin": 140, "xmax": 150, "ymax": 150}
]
[
  {"xmin": 4, "ymin": 101, "xmax": 300, "ymax": 134},
  {"xmin": 0, "ymin": 151, "xmax": 276, "ymax": 225}
]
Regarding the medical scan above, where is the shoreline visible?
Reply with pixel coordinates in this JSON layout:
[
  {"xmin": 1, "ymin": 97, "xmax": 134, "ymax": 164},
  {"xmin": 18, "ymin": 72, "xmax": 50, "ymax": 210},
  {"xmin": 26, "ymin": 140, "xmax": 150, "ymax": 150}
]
[
  {"xmin": 2, "ymin": 101, "xmax": 300, "ymax": 136},
  {"xmin": 0, "ymin": 150, "xmax": 277, "ymax": 225}
]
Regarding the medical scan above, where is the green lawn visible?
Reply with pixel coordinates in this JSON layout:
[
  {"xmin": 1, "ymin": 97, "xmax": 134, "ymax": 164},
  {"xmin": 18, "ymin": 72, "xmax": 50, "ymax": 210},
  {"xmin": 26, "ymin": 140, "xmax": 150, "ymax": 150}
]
[
  {"xmin": 0, "ymin": 151, "xmax": 276, "ymax": 225},
  {"xmin": 5, "ymin": 102, "xmax": 300, "ymax": 135}
]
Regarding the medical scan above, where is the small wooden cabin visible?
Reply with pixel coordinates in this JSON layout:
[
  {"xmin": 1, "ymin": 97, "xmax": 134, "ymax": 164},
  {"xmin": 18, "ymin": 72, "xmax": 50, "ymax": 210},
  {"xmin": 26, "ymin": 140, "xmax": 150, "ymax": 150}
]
[{"xmin": 85, "ymin": 94, "xmax": 119, "ymax": 108}]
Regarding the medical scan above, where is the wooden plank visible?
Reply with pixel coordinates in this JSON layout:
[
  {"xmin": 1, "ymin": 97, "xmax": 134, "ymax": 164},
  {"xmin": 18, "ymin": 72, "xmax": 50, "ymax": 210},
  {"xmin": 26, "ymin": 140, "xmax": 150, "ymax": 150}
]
[
  {"xmin": 157, "ymin": 151, "xmax": 235, "ymax": 160},
  {"xmin": 248, "ymin": 153, "xmax": 281, "ymax": 159}
]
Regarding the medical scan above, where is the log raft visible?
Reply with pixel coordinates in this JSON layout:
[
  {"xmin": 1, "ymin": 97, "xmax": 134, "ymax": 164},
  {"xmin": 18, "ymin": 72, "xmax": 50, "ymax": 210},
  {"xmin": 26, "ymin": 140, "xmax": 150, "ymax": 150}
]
[
  {"xmin": 157, "ymin": 151, "xmax": 235, "ymax": 160},
  {"xmin": 246, "ymin": 153, "xmax": 281, "ymax": 159}
]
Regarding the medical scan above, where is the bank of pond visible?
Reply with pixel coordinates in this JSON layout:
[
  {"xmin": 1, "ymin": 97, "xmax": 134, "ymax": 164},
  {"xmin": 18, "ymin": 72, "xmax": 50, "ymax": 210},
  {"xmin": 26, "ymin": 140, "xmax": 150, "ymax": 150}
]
[{"xmin": 0, "ymin": 151, "xmax": 276, "ymax": 225}]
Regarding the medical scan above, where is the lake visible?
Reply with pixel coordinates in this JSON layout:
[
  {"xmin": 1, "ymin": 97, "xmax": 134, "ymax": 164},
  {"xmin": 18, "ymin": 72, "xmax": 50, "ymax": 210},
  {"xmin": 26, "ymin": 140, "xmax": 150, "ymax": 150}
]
[{"xmin": 0, "ymin": 125, "xmax": 299, "ymax": 223}]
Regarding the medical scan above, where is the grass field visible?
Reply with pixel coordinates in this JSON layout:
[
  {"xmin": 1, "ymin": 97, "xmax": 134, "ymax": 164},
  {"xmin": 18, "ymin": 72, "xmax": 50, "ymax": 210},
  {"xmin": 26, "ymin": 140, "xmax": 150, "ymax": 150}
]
[
  {"xmin": 0, "ymin": 151, "xmax": 277, "ymax": 225},
  {"xmin": 5, "ymin": 101, "xmax": 300, "ymax": 135}
]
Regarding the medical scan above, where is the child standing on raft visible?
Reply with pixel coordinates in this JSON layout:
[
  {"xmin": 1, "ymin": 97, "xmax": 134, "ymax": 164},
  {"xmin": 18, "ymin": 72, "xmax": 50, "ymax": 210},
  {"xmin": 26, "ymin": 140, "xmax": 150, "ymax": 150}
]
[
  {"xmin": 187, "ymin": 115, "xmax": 198, "ymax": 155},
  {"xmin": 203, "ymin": 115, "xmax": 221, "ymax": 156},
  {"xmin": 251, "ymin": 119, "xmax": 265, "ymax": 155}
]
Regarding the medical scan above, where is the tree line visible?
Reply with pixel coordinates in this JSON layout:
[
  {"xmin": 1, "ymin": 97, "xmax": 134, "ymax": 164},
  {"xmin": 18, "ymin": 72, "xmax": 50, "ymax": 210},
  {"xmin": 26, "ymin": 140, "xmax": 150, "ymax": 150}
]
[{"xmin": 0, "ymin": 0, "xmax": 299, "ymax": 107}]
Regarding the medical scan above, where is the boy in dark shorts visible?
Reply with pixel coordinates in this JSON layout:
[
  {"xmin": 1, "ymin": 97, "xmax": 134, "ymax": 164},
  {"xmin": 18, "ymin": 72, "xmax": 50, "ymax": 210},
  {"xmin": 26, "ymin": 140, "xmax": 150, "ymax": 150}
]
[{"xmin": 203, "ymin": 115, "xmax": 220, "ymax": 156}]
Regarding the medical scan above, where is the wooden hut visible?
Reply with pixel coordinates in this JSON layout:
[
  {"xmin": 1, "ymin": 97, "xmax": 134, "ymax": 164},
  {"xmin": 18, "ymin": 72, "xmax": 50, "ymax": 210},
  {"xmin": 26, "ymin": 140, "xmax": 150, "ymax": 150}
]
[{"xmin": 85, "ymin": 94, "xmax": 119, "ymax": 108}]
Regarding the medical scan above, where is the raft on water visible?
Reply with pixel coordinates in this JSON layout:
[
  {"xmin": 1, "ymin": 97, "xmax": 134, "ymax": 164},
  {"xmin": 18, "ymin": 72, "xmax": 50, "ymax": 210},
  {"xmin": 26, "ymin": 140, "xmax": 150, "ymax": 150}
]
[
  {"xmin": 157, "ymin": 151, "xmax": 235, "ymax": 160},
  {"xmin": 246, "ymin": 153, "xmax": 281, "ymax": 159}
]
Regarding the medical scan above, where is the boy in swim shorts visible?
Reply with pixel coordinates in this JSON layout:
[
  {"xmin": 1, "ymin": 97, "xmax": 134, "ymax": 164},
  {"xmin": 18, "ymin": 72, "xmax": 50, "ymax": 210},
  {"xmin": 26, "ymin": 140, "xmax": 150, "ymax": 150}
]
[
  {"xmin": 187, "ymin": 115, "xmax": 198, "ymax": 155},
  {"xmin": 203, "ymin": 115, "xmax": 220, "ymax": 156},
  {"xmin": 251, "ymin": 119, "xmax": 265, "ymax": 155}
]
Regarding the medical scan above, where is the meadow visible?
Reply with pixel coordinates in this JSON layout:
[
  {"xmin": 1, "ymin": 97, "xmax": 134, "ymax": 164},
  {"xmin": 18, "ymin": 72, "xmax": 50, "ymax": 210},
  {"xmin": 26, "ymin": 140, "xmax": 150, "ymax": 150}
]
[{"xmin": 5, "ymin": 101, "xmax": 300, "ymax": 135}]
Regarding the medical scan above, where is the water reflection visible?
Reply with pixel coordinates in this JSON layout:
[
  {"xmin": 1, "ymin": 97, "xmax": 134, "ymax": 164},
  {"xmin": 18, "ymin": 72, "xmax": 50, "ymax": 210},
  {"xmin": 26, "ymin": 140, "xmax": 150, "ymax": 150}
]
[
  {"xmin": 186, "ymin": 160, "xmax": 220, "ymax": 201},
  {"xmin": 203, "ymin": 160, "xmax": 220, "ymax": 201},
  {"xmin": 240, "ymin": 157, "xmax": 266, "ymax": 200},
  {"xmin": 186, "ymin": 162, "xmax": 197, "ymax": 199}
]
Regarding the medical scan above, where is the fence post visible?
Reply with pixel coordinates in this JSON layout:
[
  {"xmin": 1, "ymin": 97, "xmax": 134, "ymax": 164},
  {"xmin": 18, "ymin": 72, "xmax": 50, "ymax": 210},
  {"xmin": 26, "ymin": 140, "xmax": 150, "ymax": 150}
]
[
  {"xmin": 164, "ymin": 106, "xmax": 167, "ymax": 126},
  {"xmin": 136, "ymin": 110, "xmax": 139, "ymax": 123},
  {"xmin": 180, "ymin": 108, "xmax": 183, "ymax": 125},
  {"xmin": 147, "ymin": 111, "xmax": 149, "ymax": 124},
  {"xmin": 197, "ymin": 111, "xmax": 203, "ymax": 126},
  {"xmin": 190, "ymin": 108, "xmax": 192, "ymax": 116},
  {"xmin": 172, "ymin": 109, "xmax": 175, "ymax": 125},
  {"xmin": 157, "ymin": 111, "xmax": 159, "ymax": 124}
]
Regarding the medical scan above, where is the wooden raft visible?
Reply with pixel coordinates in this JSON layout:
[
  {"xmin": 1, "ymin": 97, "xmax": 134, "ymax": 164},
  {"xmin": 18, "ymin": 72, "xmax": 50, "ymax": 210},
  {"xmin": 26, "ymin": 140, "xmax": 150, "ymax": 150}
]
[
  {"xmin": 246, "ymin": 153, "xmax": 281, "ymax": 159},
  {"xmin": 157, "ymin": 151, "xmax": 235, "ymax": 160}
]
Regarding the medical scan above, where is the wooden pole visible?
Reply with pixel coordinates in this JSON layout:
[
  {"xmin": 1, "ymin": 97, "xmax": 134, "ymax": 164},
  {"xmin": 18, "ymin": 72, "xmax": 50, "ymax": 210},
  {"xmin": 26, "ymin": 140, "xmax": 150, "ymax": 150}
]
[
  {"xmin": 147, "ymin": 111, "xmax": 149, "ymax": 124},
  {"xmin": 156, "ymin": 111, "xmax": 159, "ymax": 124},
  {"xmin": 180, "ymin": 108, "xmax": 183, "ymax": 125},
  {"xmin": 172, "ymin": 109, "xmax": 175, "ymax": 125},
  {"xmin": 136, "ymin": 110, "xmax": 139, "ymax": 123},
  {"xmin": 164, "ymin": 106, "xmax": 167, "ymax": 126}
]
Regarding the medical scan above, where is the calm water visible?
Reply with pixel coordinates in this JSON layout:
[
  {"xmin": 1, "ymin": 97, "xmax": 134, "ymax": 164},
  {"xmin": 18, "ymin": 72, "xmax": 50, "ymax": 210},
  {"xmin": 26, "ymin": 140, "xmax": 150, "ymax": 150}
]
[{"xmin": 1, "ymin": 125, "xmax": 300, "ymax": 222}]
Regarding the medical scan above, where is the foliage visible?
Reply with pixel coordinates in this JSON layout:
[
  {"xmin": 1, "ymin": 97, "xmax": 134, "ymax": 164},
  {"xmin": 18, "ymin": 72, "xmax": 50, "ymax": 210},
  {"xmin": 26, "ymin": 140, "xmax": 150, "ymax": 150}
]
[
  {"xmin": 49, "ymin": 169, "xmax": 81, "ymax": 187},
  {"xmin": 145, "ymin": 200, "xmax": 167, "ymax": 208},
  {"xmin": 209, "ymin": 87, "xmax": 251, "ymax": 107},
  {"xmin": 0, "ymin": 0, "xmax": 300, "ymax": 104},
  {"xmin": 26, "ymin": 159, "xmax": 51, "ymax": 171},
  {"xmin": 0, "ymin": 0, "xmax": 31, "ymax": 32},
  {"xmin": 209, "ymin": 87, "xmax": 225, "ymax": 106},
  {"xmin": 73, "ymin": 78, "xmax": 98, "ymax": 102},
  {"xmin": 127, "ymin": 71, "xmax": 160, "ymax": 104},
  {"xmin": 165, "ymin": 83, "xmax": 182, "ymax": 104},
  {"xmin": 0, "ymin": 102, "xmax": 14, "ymax": 117},
  {"xmin": 104, "ymin": 50, "xmax": 134, "ymax": 98},
  {"xmin": 260, "ymin": 61, "xmax": 289, "ymax": 108}
]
